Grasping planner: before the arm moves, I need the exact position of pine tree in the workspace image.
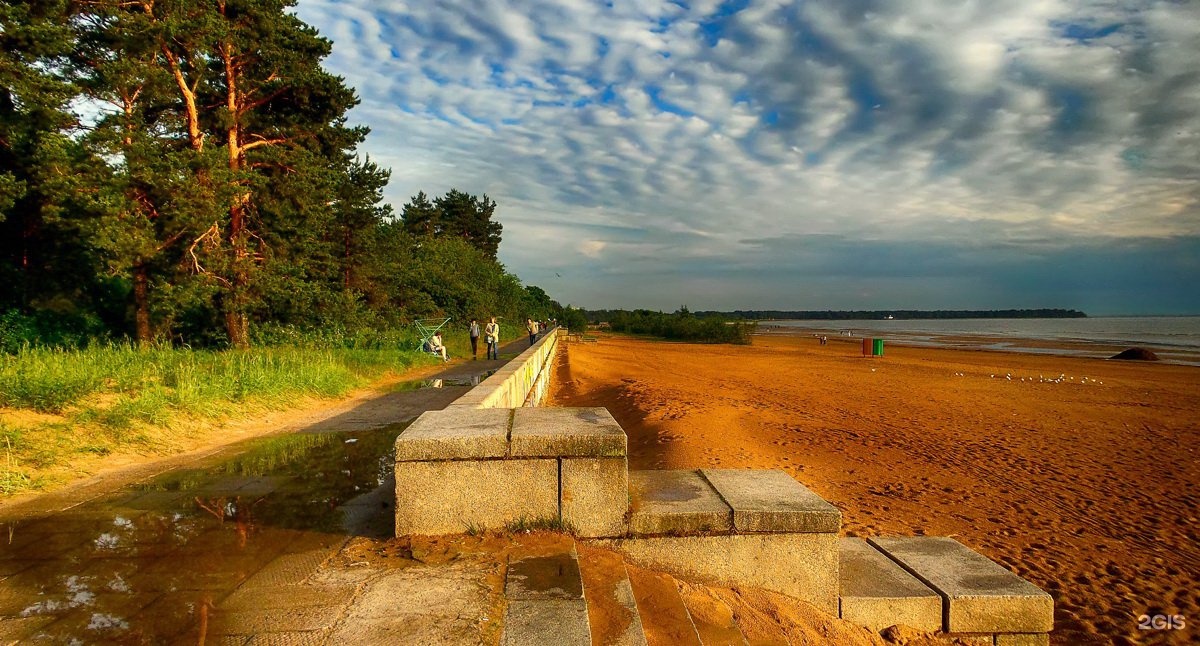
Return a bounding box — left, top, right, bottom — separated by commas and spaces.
401, 191, 438, 237
401, 189, 504, 260
0, 0, 82, 314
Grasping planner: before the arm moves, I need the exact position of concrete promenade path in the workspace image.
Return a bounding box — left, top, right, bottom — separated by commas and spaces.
0, 337, 538, 644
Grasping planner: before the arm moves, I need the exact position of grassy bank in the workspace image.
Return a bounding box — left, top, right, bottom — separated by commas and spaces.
0, 343, 435, 495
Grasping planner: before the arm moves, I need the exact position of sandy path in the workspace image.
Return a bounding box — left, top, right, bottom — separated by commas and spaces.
550, 334, 1199, 646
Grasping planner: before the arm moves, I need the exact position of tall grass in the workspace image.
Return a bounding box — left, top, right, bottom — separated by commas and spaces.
0, 341, 435, 494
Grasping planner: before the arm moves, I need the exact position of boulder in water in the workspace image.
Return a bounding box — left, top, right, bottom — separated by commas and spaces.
1110, 347, 1160, 361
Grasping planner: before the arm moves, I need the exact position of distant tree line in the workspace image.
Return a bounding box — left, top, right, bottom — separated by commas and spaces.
695, 309, 1088, 320
0, 0, 559, 349
604, 308, 754, 344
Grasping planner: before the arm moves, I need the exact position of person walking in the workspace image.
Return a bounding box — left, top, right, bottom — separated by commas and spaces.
469, 319, 480, 359
485, 317, 500, 360
526, 318, 537, 347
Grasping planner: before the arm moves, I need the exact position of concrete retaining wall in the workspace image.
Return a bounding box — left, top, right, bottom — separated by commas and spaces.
449, 327, 559, 409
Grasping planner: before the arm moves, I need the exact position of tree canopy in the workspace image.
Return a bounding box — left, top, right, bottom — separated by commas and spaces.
0, 0, 560, 349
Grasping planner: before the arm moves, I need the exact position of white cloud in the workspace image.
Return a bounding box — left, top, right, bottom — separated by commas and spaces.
293, 0, 1200, 312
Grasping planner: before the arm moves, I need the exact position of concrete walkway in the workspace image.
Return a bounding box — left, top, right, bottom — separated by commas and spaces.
0, 338, 538, 644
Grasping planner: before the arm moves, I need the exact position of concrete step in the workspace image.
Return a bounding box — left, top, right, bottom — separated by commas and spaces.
627, 469, 841, 537
502, 548, 592, 646
838, 537, 942, 632
624, 564, 702, 646
674, 581, 750, 646
601, 469, 841, 614
868, 536, 1053, 644
577, 546, 648, 646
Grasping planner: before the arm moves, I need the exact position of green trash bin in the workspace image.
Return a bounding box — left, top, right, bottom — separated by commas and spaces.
873, 338, 884, 356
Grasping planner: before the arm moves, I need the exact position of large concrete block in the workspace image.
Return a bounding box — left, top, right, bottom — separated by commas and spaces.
838, 538, 941, 633
598, 533, 839, 615
394, 408, 511, 461
502, 599, 590, 646
511, 407, 627, 458
701, 469, 841, 533
561, 458, 628, 537
394, 459, 557, 535
995, 633, 1050, 646
628, 470, 732, 535
868, 536, 1053, 634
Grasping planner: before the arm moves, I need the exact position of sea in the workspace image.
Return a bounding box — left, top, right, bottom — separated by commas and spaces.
757, 316, 1200, 366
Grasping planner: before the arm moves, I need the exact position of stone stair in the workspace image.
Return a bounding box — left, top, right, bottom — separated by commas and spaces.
502, 548, 591, 645
395, 402, 1054, 644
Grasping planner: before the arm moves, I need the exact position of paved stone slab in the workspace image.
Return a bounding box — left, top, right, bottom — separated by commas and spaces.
511, 407, 627, 457
220, 584, 356, 611
838, 538, 942, 632
600, 532, 839, 615
562, 457, 628, 538
395, 459, 558, 535
506, 553, 584, 600
211, 604, 344, 634
331, 562, 493, 644
700, 469, 840, 533
394, 408, 511, 461
868, 536, 1053, 633
628, 470, 732, 535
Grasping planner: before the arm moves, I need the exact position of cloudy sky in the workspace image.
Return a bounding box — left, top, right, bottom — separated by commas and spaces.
294, 0, 1199, 315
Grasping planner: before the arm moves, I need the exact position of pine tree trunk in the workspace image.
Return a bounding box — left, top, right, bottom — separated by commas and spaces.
224, 307, 248, 349
133, 264, 152, 345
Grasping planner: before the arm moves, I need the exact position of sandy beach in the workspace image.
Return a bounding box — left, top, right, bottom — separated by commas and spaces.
549, 333, 1199, 646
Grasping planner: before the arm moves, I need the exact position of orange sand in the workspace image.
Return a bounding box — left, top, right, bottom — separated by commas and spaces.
550, 334, 1200, 646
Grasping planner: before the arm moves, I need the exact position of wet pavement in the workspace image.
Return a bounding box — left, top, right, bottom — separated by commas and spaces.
0, 348, 527, 645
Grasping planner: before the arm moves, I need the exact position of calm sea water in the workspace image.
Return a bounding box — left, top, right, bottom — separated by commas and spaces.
761, 317, 1200, 365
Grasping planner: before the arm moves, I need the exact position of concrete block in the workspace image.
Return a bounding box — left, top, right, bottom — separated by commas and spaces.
502, 599, 590, 646
936, 634, 994, 645
394, 408, 511, 461
562, 458, 629, 538
868, 536, 1053, 634
995, 633, 1049, 646
839, 538, 942, 633
394, 459, 557, 535
598, 533, 839, 615
511, 407, 627, 457
700, 469, 840, 533
628, 470, 732, 535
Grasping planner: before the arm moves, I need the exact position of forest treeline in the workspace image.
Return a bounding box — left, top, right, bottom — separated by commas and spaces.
0, 0, 564, 350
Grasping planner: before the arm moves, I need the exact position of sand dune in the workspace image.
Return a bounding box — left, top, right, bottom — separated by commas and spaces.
550, 334, 1199, 646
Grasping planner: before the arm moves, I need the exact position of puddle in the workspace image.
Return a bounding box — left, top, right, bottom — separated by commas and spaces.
0, 423, 407, 643
392, 370, 496, 392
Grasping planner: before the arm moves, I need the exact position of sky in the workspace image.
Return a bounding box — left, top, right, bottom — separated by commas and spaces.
293, 0, 1200, 315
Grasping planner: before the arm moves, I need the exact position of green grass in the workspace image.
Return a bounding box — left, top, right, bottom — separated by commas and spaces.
504, 516, 576, 535
0, 343, 436, 495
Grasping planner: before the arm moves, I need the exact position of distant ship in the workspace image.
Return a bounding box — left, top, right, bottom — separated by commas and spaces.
884, 315, 894, 320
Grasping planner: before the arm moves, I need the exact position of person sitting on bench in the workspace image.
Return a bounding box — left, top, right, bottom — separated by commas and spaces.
428, 331, 448, 362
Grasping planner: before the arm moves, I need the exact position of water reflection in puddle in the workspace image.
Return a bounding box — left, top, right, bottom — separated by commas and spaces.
392, 370, 496, 392
0, 424, 406, 643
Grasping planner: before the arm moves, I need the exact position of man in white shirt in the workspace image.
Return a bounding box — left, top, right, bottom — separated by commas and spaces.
485, 318, 500, 360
